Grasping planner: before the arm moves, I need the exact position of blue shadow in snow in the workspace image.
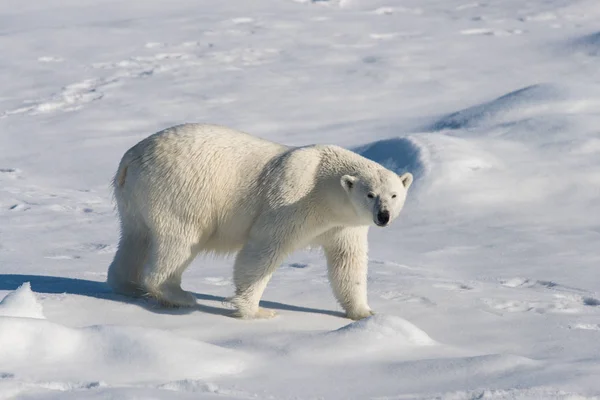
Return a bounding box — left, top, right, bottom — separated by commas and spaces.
354, 137, 425, 181
0, 274, 345, 318
427, 83, 562, 131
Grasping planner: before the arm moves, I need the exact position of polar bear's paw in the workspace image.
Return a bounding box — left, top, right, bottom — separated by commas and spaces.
232, 307, 278, 320
231, 306, 278, 320
148, 286, 197, 308
345, 307, 375, 321
254, 307, 278, 319
109, 280, 145, 298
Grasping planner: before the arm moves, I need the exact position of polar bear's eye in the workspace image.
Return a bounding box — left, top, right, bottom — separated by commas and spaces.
367, 193, 375, 199
392, 194, 397, 199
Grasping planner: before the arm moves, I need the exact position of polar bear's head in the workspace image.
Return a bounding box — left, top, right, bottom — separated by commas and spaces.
341, 170, 413, 227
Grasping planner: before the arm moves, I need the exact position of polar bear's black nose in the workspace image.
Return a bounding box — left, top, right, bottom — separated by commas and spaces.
376, 210, 390, 226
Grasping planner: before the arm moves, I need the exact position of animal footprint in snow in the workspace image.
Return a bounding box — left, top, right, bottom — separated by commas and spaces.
519, 12, 557, 22
288, 263, 309, 269
178, 41, 201, 48
0, 168, 21, 180
456, 3, 480, 10
231, 17, 254, 24
433, 282, 473, 291
38, 56, 64, 63
501, 278, 539, 288
37, 79, 104, 112
8, 204, 30, 211
481, 299, 536, 313
44, 255, 81, 260
501, 277, 588, 295
372, 6, 422, 15
133, 53, 191, 62
144, 42, 165, 49
3, 79, 104, 116
78, 243, 116, 254
379, 291, 435, 305
482, 294, 587, 314
569, 323, 600, 331
204, 277, 231, 286
460, 28, 523, 36
583, 297, 600, 306
370, 33, 398, 40
373, 7, 394, 15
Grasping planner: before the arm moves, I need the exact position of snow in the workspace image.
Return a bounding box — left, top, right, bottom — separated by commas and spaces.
1, 0, 600, 399
0, 283, 44, 319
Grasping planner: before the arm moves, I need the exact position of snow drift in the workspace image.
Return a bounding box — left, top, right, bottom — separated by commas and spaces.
288, 314, 436, 363
0, 285, 247, 385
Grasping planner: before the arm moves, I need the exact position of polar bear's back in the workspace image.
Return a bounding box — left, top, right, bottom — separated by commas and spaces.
125, 123, 286, 188
116, 124, 288, 250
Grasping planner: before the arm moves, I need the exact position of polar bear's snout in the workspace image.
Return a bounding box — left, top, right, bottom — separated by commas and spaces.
373, 195, 392, 227
375, 209, 390, 227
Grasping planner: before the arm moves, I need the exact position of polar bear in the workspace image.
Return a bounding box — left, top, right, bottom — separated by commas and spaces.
107, 124, 413, 320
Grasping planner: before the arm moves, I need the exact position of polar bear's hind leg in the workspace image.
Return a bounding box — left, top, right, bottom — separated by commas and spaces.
107, 215, 150, 297
141, 234, 199, 307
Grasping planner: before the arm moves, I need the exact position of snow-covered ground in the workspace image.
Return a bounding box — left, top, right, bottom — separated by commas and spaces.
1, 0, 600, 398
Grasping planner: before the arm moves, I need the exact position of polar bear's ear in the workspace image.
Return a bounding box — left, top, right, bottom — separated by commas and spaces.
341, 175, 357, 191
400, 172, 413, 189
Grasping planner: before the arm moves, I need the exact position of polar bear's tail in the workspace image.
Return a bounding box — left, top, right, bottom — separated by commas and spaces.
114, 150, 134, 190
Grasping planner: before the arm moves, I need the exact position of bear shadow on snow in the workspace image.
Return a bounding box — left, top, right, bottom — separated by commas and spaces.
0, 274, 345, 318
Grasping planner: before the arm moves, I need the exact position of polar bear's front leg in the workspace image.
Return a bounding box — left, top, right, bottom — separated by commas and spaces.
231, 237, 287, 319
321, 226, 373, 320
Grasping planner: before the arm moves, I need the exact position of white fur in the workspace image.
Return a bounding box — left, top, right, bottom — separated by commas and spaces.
107, 124, 413, 320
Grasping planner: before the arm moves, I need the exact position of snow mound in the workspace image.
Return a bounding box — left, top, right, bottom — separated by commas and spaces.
332, 314, 435, 345
289, 314, 436, 363
414, 133, 498, 185
0, 319, 247, 384
398, 386, 588, 400
429, 84, 564, 131
381, 353, 541, 394
0, 290, 246, 385
569, 31, 600, 57
0, 282, 45, 319
354, 136, 429, 182
417, 82, 600, 216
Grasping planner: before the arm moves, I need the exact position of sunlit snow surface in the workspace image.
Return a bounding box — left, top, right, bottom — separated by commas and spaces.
1, 0, 600, 399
